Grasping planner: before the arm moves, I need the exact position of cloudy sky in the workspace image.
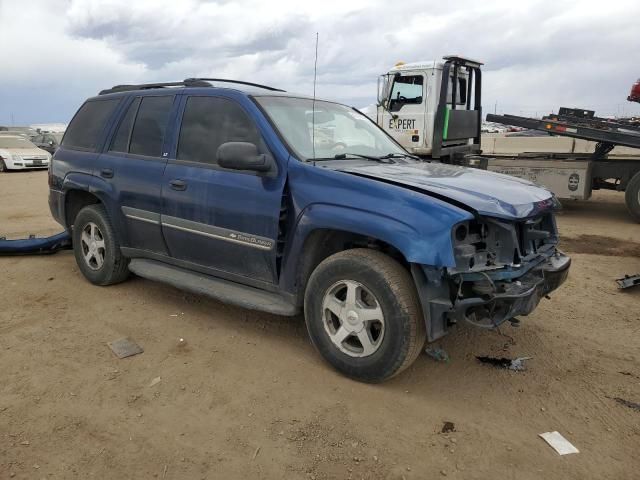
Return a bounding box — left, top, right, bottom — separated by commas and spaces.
1, 0, 639, 125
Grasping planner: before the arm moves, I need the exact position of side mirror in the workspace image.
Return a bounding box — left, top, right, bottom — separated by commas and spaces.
48, 140, 54, 146
217, 142, 274, 173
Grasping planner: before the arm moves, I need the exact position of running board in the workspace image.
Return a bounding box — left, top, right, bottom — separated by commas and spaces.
128, 259, 299, 316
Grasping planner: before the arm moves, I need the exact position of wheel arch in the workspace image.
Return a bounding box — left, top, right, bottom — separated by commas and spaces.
282, 203, 450, 305
291, 228, 410, 306
61, 173, 120, 231
64, 189, 102, 229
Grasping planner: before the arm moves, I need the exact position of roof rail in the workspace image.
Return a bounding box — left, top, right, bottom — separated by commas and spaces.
98, 80, 210, 95
184, 78, 285, 92
99, 78, 284, 95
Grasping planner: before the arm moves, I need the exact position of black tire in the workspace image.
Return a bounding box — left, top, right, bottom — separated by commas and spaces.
72, 204, 130, 285
0, 157, 7, 172
304, 249, 426, 383
625, 171, 640, 222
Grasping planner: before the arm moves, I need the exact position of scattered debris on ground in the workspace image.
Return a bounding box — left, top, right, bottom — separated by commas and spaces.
539, 431, 579, 455
615, 274, 640, 289
252, 446, 261, 459
107, 337, 144, 359
612, 397, 640, 412
441, 421, 456, 434
2, 176, 639, 479
148, 376, 161, 388
476, 356, 532, 371
425, 347, 450, 363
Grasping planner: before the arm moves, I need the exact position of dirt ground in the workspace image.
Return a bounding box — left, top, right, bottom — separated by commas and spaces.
1, 171, 639, 479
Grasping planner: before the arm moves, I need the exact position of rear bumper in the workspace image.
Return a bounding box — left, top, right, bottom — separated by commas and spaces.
48, 188, 65, 227
450, 251, 570, 326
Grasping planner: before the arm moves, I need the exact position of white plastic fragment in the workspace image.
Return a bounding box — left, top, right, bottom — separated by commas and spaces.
539, 431, 579, 455
148, 376, 161, 388
509, 356, 532, 371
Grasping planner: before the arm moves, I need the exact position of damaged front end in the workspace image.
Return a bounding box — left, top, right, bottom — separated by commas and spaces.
412, 211, 570, 341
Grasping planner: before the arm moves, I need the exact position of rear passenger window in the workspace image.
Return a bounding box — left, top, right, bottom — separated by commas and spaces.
177, 97, 261, 165
129, 96, 174, 157
110, 98, 141, 153
62, 99, 120, 151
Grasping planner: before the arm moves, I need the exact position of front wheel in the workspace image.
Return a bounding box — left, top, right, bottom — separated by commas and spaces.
625, 170, 640, 222
304, 249, 426, 383
72, 204, 130, 285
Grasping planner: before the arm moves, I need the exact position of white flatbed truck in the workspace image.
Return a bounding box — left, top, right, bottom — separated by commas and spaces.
374, 59, 640, 221
485, 110, 640, 221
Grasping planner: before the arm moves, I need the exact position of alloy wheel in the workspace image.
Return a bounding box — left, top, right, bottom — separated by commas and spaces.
321, 280, 385, 357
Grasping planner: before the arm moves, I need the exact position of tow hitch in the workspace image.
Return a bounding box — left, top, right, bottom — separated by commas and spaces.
0, 231, 72, 256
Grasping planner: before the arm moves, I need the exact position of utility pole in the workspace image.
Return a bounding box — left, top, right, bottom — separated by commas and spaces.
10, 112, 15, 126
494, 101, 497, 114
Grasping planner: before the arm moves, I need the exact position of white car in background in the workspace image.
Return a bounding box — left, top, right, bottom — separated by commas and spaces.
0, 134, 51, 172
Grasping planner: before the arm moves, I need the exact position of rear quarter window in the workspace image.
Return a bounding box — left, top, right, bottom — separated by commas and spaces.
62, 99, 120, 151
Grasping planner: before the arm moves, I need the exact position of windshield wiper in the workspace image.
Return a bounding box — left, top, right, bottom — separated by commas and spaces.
313, 153, 396, 163
378, 152, 421, 161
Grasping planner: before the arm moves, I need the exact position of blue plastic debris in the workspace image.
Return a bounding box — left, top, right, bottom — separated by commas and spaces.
0, 231, 72, 256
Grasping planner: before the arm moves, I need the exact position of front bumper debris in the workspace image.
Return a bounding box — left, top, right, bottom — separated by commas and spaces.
411, 249, 571, 341
450, 251, 570, 327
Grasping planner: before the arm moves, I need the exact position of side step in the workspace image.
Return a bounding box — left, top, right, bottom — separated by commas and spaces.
128, 259, 299, 316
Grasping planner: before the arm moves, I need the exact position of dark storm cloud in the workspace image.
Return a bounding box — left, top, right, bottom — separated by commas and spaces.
66, 2, 312, 69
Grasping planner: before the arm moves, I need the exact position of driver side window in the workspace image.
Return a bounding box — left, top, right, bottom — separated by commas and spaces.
177, 96, 263, 166
389, 75, 423, 111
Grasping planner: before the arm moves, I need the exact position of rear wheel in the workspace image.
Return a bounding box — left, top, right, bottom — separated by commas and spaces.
625, 171, 640, 222
304, 249, 426, 383
0, 157, 7, 172
72, 204, 130, 285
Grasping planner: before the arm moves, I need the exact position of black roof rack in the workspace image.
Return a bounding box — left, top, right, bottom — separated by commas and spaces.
99, 78, 284, 96
184, 78, 285, 92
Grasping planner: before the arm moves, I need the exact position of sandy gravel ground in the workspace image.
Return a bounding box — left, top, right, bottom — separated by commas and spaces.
1, 171, 639, 479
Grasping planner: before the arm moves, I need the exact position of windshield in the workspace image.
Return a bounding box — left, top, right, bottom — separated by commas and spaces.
0, 136, 36, 148
255, 96, 407, 160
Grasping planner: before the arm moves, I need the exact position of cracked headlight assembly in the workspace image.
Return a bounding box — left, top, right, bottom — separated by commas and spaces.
450, 219, 518, 273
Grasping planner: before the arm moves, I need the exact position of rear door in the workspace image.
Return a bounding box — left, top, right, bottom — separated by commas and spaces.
160, 94, 286, 285
95, 94, 177, 255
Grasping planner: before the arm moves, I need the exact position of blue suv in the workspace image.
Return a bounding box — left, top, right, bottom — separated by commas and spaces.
49, 79, 570, 382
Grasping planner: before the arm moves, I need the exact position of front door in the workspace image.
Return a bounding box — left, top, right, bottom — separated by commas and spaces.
161, 95, 286, 285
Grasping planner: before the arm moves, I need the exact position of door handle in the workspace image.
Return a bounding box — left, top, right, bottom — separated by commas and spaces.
169, 179, 187, 191
100, 168, 114, 178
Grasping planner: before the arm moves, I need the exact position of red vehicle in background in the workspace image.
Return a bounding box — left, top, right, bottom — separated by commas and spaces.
629, 79, 640, 103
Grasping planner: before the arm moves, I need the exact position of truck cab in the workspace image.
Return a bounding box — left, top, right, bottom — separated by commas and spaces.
376, 55, 483, 161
